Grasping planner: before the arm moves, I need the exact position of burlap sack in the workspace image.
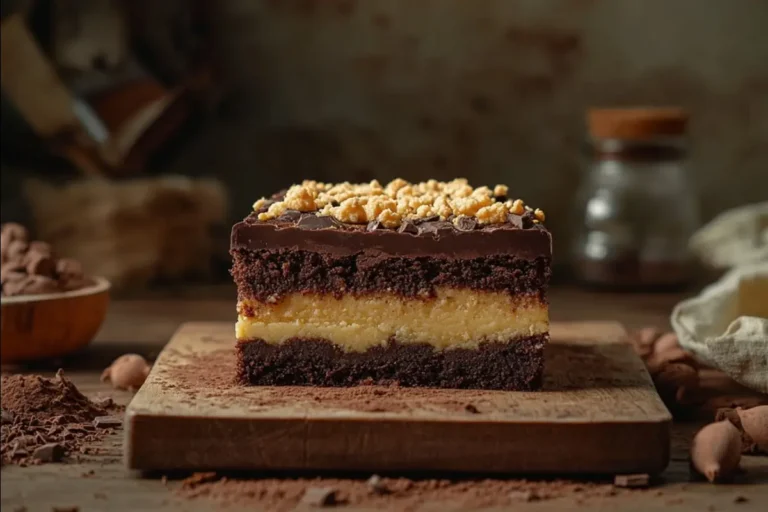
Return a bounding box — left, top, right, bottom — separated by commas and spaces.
671, 202, 768, 393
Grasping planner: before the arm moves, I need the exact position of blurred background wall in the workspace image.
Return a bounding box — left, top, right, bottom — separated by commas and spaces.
173, 0, 768, 244
2, 0, 767, 280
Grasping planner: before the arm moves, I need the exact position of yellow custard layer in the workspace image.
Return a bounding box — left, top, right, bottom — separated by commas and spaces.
236, 288, 548, 352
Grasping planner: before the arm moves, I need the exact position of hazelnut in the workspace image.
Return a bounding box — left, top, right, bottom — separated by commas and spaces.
690, 420, 742, 483
101, 354, 151, 391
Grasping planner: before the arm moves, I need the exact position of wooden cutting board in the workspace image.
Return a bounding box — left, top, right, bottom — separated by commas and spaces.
125, 322, 671, 475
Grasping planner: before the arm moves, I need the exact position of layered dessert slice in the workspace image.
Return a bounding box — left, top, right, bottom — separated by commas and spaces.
231, 179, 552, 390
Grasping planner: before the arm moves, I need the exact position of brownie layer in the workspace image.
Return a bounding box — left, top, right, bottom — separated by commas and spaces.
237, 289, 548, 350
232, 248, 551, 302
236, 335, 547, 390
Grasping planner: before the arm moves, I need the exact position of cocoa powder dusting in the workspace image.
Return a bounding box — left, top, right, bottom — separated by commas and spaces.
1, 371, 123, 466
164, 348, 497, 414
177, 473, 630, 511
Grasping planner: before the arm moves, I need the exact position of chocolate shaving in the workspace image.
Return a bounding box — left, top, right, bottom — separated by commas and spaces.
276, 210, 303, 222
1, 372, 123, 466
418, 220, 454, 236
507, 214, 524, 229
32, 443, 65, 463
397, 220, 419, 234
296, 215, 340, 230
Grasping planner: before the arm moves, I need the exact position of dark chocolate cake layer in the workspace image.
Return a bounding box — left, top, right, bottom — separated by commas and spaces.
232, 248, 551, 302
236, 335, 547, 391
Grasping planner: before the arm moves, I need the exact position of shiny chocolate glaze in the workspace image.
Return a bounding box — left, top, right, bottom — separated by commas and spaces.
231, 209, 552, 260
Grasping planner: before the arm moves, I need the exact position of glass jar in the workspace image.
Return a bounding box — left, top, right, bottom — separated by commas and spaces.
571, 108, 701, 290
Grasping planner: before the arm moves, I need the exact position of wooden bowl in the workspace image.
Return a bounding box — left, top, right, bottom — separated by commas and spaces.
1, 277, 110, 364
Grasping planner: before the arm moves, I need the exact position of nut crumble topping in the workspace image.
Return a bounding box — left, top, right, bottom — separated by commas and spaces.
254, 179, 544, 227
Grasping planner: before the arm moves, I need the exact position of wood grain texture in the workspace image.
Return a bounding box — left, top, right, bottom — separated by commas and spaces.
125, 321, 671, 475
0, 277, 110, 363
3, 292, 767, 512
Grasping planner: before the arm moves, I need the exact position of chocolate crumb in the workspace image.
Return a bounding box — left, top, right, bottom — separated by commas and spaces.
1, 409, 14, 424
613, 474, 650, 488
1, 372, 123, 466
464, 404, 480, 414
91, 397, 114, 408
32, 443, 65, 463
300, 487, 338, 507
508, 490, 539, 502
93, 416, 123, 429
51, 507, 79, 512
366, 474, 388, 494
182, 472, 220, 488
734, 495, 749, 503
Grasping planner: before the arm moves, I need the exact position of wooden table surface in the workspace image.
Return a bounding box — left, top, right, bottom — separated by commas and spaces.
2, 285, 767, 511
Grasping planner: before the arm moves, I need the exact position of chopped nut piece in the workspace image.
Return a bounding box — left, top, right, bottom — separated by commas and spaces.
250, 179, 544, 227
476, 203, 508, 224
509, 199, 525, 215
534, 208, 546, 222
377, 209, 401, 228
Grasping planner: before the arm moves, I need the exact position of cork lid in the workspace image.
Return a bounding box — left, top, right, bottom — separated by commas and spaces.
588, 108, 689, 141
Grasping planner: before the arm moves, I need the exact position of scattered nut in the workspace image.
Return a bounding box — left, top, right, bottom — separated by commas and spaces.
736, 406, 768, 453
645, 332, 697, 373
628, 327, 662, 358
101, 354, 151, 391
690, 420, 742, 483
654, 362, 699, 405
